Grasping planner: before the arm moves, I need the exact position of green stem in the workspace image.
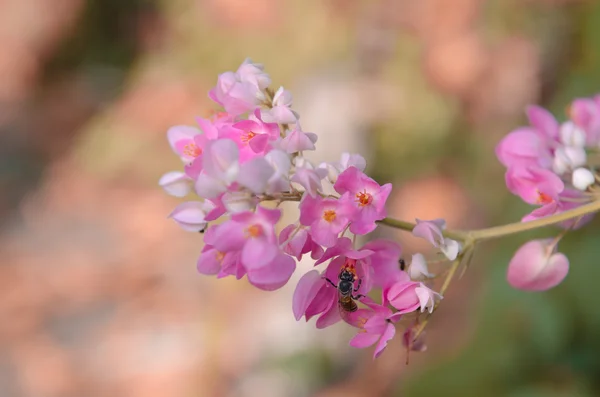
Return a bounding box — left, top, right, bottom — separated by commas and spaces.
376, 218, 468, 241
380, 199, 600, 243
467, 199, 600, 241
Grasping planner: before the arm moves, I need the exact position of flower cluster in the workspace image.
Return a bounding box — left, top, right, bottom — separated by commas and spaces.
159, 59, 451, 358
496, 96, 600, 290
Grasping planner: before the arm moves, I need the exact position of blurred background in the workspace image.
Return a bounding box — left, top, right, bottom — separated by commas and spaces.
1, 0, 600, 396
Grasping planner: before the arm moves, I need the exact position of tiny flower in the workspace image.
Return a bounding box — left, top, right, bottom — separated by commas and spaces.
280, 126, 318, 153
291, 157, 327, 197
415, 283, 442, 313
569, 97, 600, 145
236, 58, 271, 91
334, 166, 392, 235
507, 239, 569, 291
412, 219, 461, 260
299, 194, 350, 247
279, 225, 323, 261
572, 168, 595, 191
195, 139, 241, 198
212, 206, 281, 268
348, 304, 402, 359
209, 72, 261, 116
504, 166, 564, 205
319, 153, 367, 184
168, 201, 210, 232
159, 171, 192, 197
552, 146, 586, 175
261, 86, 299, 124
264, 149, 292, 193
559, 121, 586, 148
408, 253, 433, 281
231, 109, 280, 155
386, 281, 420, 313
167, 125, 206, 163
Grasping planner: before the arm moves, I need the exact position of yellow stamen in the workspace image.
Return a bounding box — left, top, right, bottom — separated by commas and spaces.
355, 190, 373, 207
183, 142, 202, 158
323, 210, 337, 223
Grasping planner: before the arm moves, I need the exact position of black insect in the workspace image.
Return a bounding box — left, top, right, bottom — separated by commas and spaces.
399, 258, 406, 271
325, 267, 364, 313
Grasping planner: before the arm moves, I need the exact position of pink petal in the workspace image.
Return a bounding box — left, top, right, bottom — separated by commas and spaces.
197, 248, 222, 275
236, 157, 274, 194
316, 300, 342, 329
527, 105, 559, 140
292, 270, 325, 320
248, 133, 270, 153
373, 323, 396, 359
507, 239, 569, 291
159, 171, 191, 197
247, 253, 296, 291
242, 239, 278, 269
349, 332, 380, 349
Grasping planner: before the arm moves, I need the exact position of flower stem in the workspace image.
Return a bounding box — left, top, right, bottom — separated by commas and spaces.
376, 218, 468, 241
380, 199, 600, 243
467, 199, 600, 241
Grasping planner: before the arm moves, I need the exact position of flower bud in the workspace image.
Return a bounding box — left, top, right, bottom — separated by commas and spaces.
572, 167, 595, 191
507, 239, 569, 291
559, 121, 586, 148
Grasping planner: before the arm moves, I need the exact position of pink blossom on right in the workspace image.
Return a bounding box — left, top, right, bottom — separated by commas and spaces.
507, 239, 569, 291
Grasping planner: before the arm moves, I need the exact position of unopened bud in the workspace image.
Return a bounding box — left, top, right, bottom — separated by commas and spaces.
559, 121, 586, 148
572, 168, 595, 191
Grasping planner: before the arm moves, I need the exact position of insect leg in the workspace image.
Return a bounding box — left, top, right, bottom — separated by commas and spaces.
353, 279, 362, 292
323, 277, 337, 288
352, 293, 365, 300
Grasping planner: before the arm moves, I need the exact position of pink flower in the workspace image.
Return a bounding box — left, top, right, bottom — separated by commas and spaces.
570, 97, 600, 145
507, 239, 569, 291
231, 109, 280, 155
212, 206, 281, 267
334, 166, 392, 235
292, 270, 340, 328
236, 58, 271, 90
522, 190, 594, 229
299, 194, 350, 247
386, 280, 441, 314
159, 171, 192, 197
504, 166, 564, 205
319, 153, 367, 184
280, 126, 318, 153
495, 128, 553, 169
412, 219, 461, 260
167, 125, 208, 163
279, 225, 323, 261
195, 139, 275, 198
264, 150, 292, 194
168, 201, 213, 232
359, 239, 404, 289
348, 303, 402, 359
291, 158, 327, 197
261, 86, 298, 124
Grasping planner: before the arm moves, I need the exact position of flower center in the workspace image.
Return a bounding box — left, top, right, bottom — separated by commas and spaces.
357, 316, 368, 332
246, 224, 263, 238
182, 142, 202, 158
215, 251, 225, 262
355, 190, 373, 207
241, 131, 257, 144
536, 190, 553, 204
322, 209, 337, 223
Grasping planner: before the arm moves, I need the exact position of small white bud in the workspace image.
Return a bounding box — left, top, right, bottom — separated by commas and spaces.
572, 168, 595, 191
560, 121, 586, 148
408, 253, 434, 281
552, 146, 587, 174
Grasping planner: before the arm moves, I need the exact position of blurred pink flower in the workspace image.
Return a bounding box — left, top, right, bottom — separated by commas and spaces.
507, 239, 569, 291
278, 225, 323, 261
168, 201, 212, 232
505, 166, 564, 205
261, 86, 298, 124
